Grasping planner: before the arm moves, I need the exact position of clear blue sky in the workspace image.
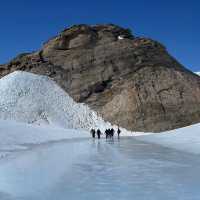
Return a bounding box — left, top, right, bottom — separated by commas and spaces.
0, 0, 199, 71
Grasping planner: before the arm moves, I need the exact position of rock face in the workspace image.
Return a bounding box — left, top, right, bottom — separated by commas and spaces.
1, 24, 200, 132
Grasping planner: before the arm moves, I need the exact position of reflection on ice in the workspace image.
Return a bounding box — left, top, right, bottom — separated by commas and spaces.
0, 138, 200, 200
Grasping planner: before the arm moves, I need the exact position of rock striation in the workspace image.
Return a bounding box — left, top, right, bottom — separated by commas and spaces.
1, 24, 200, 132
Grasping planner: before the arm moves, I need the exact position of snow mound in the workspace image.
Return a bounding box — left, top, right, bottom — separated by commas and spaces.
137, 123, 200, 154
0, 71, 110, 130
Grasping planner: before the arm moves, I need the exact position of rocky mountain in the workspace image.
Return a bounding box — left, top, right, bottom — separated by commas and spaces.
1, 24, 200, 132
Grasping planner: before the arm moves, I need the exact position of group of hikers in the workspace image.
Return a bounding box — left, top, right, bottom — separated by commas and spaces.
90, 127, 121, 139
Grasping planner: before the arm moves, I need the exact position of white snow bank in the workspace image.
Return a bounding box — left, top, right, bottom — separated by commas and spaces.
0, 119, 90, 158
137, 123, 200, 154
0, 71, 110, 131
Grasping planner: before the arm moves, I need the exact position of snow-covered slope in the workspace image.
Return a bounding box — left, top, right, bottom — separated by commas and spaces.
137, 123, 200, 154
0, 71, 110, 130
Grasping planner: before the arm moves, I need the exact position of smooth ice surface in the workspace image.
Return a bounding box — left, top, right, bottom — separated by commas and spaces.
0, 119, 90, 159
0, 138, 200, 200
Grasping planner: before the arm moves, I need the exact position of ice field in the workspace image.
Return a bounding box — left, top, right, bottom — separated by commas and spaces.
0, 136, 200, 200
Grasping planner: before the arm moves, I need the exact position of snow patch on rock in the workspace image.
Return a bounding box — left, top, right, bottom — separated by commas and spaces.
195, 71, 200, 76
118, 35, 124, 40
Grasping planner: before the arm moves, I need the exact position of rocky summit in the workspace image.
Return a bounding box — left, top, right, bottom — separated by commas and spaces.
1, 24, 200, 132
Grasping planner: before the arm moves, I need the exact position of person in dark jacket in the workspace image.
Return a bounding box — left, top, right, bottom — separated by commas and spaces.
97, 129, 102, 139
105, 129, 108, 139
110, 128, 115, 139
117, 127, 121, 139
90, 129, 96, 138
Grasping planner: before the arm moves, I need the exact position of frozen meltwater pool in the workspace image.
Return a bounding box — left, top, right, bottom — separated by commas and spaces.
0, 137, 200, 200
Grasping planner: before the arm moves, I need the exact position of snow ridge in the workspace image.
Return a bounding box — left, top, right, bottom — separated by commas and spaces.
0, 71, 110, 130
